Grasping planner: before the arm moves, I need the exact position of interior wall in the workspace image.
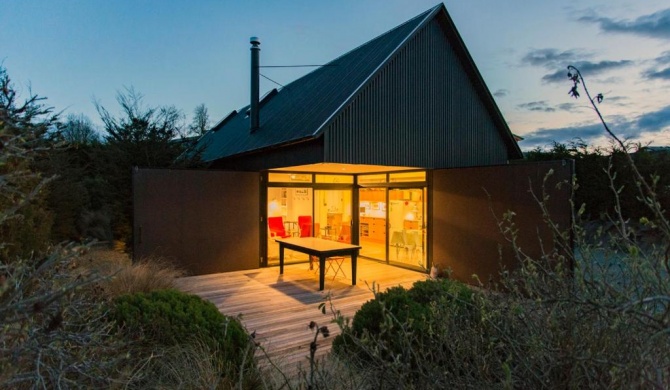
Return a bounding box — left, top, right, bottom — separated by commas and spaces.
431, 160, 573, 284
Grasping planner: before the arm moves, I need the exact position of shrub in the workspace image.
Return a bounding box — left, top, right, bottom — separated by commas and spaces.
333, 278, 476, 365
407, 277, 474, 306
111, 289, 253, 373
78, 209, 114, 243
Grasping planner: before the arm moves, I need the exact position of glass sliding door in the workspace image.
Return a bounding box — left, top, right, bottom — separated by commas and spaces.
388, 188, 427, 269
358, 188, 387, 260
266, 186, 313, 265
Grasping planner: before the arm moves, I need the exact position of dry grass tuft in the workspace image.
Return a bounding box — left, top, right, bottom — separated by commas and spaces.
78, 247, 132, 275
124, 341, 226, 389
73, 249, 185, 298
103, 255, 185, 298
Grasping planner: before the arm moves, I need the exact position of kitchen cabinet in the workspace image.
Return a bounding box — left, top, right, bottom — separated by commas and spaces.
361, 190, 386, 202
404, 220, 419, 230
360, 216, 386, 242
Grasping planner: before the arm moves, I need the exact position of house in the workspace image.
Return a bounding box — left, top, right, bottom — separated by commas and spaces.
133, 4, 572, 283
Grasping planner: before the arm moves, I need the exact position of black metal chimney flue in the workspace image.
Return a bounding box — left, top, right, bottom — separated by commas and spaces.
250, 36, 260, 132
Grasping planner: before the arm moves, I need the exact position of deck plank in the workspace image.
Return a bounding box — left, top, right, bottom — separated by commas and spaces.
176, 259, 426, 373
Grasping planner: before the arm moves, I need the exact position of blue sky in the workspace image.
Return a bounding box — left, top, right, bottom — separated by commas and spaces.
2, 0, 669, 150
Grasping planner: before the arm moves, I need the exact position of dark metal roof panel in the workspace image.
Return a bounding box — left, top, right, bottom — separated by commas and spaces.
195, 7, 435, 163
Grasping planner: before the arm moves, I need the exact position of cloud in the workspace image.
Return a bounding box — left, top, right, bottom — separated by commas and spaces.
520, 123, 606, 148
600, 96, 629, 107
637, 105, 670, 130
643, 67, 670, 80
557, 103, 577, 111
605, 96, 627, 102
642, 51, 670, 80
493, 89, 508, 98
521, 49, 633, 83
541, 60, 633, 83
655, 51, 670, 64
520, 105, 670, 149
578, 8, 670, 39
521, 49, 581, 67
517, 101, 556, 112
517, 101, 584, 113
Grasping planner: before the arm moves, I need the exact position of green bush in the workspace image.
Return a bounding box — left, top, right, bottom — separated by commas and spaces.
408, 277, 474, 306
333, 278, 475, 362
111, 289, 253, 370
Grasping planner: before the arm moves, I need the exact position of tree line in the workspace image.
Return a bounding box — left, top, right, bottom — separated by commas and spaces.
1, 67, 209, 258
525, 140, 670, 224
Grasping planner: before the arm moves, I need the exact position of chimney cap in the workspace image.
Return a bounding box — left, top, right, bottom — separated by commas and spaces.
250, 36, 260, 45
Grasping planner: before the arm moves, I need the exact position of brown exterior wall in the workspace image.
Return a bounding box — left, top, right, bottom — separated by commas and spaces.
133, 168, 260, 275
431, 160, 573, 284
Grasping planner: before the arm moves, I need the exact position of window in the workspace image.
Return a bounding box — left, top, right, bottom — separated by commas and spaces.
358, 174, 387, 185
268, 172, 313, 183
389, 171, 426, 183
315, 174, 354, 184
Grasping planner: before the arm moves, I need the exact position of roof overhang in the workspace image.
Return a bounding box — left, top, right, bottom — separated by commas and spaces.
272, 163, 421, 174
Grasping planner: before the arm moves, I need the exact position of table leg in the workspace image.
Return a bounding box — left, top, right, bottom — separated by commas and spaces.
279, 244, 285, 275
351, 252, 357, 286
319, 255, 326, 291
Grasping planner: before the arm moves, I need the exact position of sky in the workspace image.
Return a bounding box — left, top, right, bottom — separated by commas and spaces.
2, 0, 669, 150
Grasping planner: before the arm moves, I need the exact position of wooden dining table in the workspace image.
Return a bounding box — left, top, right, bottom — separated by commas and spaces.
274, 237, 361, 290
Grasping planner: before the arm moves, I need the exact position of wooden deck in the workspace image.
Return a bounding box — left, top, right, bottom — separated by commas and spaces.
176, 258, 427, 371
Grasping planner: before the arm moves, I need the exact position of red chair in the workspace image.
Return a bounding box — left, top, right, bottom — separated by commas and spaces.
268, 216, 290, 238
298, 215, 313, 237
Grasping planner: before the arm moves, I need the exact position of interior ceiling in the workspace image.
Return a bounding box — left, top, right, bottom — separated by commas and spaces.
272, 163, 419, 174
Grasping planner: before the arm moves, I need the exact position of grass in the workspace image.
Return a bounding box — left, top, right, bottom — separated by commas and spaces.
75, 249, 185, 298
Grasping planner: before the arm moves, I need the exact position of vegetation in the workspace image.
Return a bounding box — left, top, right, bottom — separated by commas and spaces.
3, 82, 200, 249
332, 279, 473, 362
190, 102, 211, 137
100, 255, 185, 297
0, 66, 122, 387
329, 279, 478, 387
95, 88, 194, 245
0, 68, 55, 259
112, 289, 255, 380
0, 67, 257, 389
525, 140, 670, 222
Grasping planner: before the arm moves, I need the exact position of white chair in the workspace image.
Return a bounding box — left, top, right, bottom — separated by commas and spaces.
405, 230, 421, 262
390, 230, 405, 260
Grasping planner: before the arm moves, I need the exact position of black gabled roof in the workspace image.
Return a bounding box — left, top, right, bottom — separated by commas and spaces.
196, 6, 436, 163
195, 4, 522, 163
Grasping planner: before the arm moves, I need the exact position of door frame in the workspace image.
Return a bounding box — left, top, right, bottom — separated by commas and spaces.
356, 171, 430, 270
262, 173, 355, 267
386, 186, 428, 270
262, 169, 429, 270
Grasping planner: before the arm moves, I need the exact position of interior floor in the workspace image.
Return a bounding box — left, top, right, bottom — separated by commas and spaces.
360, 238, 426, 269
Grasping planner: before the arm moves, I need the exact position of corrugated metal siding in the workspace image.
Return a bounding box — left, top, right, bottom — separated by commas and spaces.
324, 16, 509, 169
